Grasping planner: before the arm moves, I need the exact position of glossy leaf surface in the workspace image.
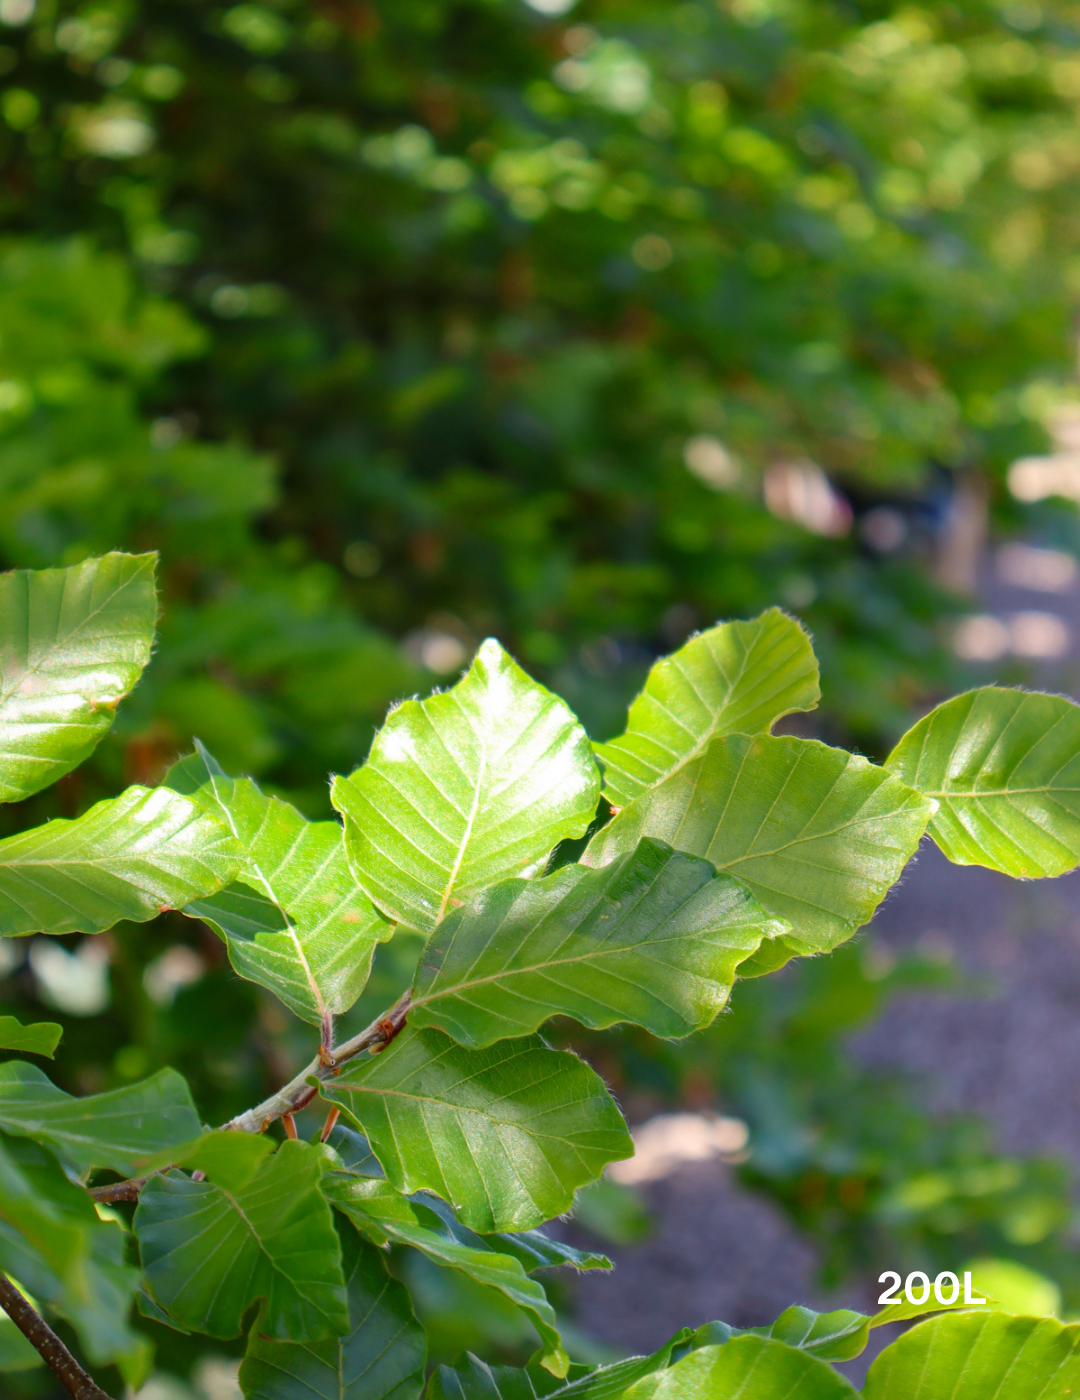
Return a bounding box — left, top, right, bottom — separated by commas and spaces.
0, 784, 242, 936
172, 744, 393, 1023
239, 1222, 425, 1400
585, 735, 931, 959
0, 552, 157, 803
0, 1015, 61, 1058
624, 1336, 857, 1399
410, 838, 786, 1046
332, 640, 600, 932
595, 609, 820, 808
321, 1027, 633, 1232
135, 1140, 349, 1342
887, 687, 1080, 877
325, 1174, 574, 1376
863, 1310, 1080, 1399
0, 1061, 201, 1174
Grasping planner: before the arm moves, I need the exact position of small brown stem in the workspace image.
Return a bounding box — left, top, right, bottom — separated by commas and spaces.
320, 1106, 340, 1143
222, 991, 411, 1136
0, 1274, 112, 1400
89, 1175, 149, 1204
282, 1113, 298, 1140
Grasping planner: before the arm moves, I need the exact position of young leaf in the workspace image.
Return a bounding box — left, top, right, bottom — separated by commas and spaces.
595, 609, 820, 808
0, 1015, 61, 1058
324, 1174, 574, 1377
320, 1027, 633, 1233
0, 784, 243, 936
136, 1129, 276, 1191
862, 1310, 1080, 1399
0, 1061, 202, 1175
584, 735, 931, 960
331, 640, 600, 933
623, 1336, 857, 1399
239, 1221, 426, 1400
886, 687, 1080, 878
169, 744, 394, 1024
409, 838, 787, 1046
0, 552, 157, 803
134, 1139, 349, 1342
0, 1132, 146, 1369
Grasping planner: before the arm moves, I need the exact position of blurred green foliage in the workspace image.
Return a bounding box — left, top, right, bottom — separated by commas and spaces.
6, 0, 1080, 749
2, 0, 1080, 1388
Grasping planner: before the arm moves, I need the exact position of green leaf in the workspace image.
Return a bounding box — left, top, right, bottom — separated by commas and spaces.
0, 1061, 201, 1175
331, 640, 600, 933
136, 1129, 277, 1191
585, 735, 931, 960
863, 1310, 1080, 1399
320, 1027, 633, 1233
690, 1294, 993, 1366
426, 1326, 697, 1400
239, 1221, 426, 1400
0, 552, 158, 804
325, 1174, 576, 1376
409, 838, 787, 1047
0, 784, 243, 936
170, 743, 394, 1024
886, 687, 1080, 878
0, 1132, 146, 1370
595, 610, 820, 808
0, 1016, 61, 1058
623, 1337, 857, 1399
134, 1139, 349, 1342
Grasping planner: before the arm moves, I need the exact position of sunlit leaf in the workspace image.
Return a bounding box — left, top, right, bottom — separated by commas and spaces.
585, 734, 931, 962
170, 743, 393, 1024
595, 609, 820, 808
886, 687, 1080, 877
239, 1221, 426, 1400
134, 1139, 349, 1342
0, 1016, 61, 1058
331, 640, 600, 933
0, 784, 243, 936
0, 1061, 201, 1175
862, 1310, 1080, 1399
623, 1336, 857, 1399
410, 838, 786, 1046
320, 1027, 633, 1233
0, 552, 157, 803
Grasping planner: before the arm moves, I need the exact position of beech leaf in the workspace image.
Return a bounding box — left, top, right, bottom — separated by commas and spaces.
886, 686, 1080, 878
331, 640, 600, 933
239, 1221, 426, 1400
585, 734, 931, 962
0, 1061, 201, 1175
0, 552, 157, 803
595, 609, 820, 808
409, 838, 787, 1046
134, 1139, 349, 1342
0, 784, 243, 936
320, 1027, 633, 1233
171, 743, 393, 1024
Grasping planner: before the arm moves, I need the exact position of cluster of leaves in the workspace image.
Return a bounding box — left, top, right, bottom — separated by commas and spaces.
7, 0, 1080, 744
2, 552, 1080, 1398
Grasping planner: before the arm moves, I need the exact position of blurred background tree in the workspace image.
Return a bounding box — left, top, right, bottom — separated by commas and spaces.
4, 0, 1080, 1392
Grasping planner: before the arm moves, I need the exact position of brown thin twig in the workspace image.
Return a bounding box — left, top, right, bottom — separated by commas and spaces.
82, 991, 412, 1204
0, 1274, 112, 1400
